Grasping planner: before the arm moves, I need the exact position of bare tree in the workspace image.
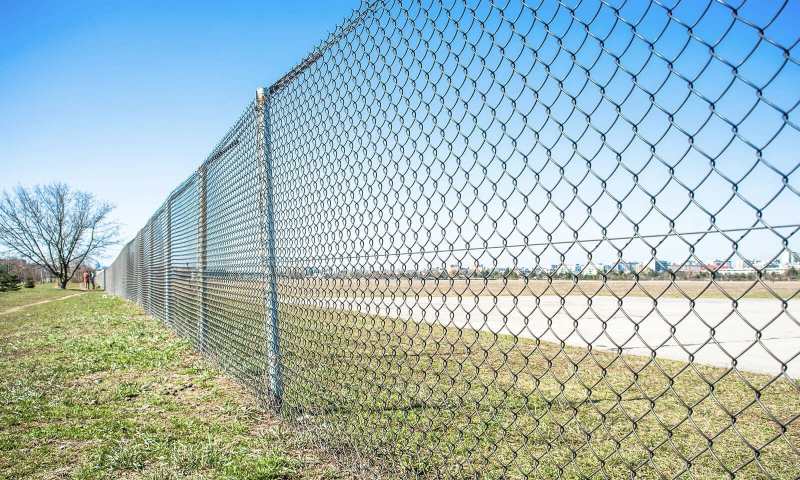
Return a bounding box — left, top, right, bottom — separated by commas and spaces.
0, 183, 119, 289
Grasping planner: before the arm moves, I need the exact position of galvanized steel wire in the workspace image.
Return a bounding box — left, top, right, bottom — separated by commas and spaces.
103, 0, 800, 477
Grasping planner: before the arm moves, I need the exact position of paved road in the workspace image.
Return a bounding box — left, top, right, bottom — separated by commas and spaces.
314, 295, 799, 377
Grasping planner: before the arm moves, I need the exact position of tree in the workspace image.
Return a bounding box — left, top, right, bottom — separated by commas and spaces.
0, 258, 47, 285
0, 183, 118, 289
0, 264, 20, 292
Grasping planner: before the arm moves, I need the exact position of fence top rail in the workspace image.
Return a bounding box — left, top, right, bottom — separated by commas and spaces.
267, 1, 379, 96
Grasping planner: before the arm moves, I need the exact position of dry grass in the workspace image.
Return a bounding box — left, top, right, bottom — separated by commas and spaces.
286, 278, 800, 300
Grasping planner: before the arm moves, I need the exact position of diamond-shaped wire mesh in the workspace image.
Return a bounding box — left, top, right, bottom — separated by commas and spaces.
103, 0, 799, 477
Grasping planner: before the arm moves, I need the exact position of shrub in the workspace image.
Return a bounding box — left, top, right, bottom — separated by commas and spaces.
0, 265, 20, 292
23, 279, 35, 288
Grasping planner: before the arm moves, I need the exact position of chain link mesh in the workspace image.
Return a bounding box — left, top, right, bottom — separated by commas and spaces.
103, 0, 799, 477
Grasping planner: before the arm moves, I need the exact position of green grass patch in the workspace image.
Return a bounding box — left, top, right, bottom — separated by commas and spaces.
0, 291, 340, 479
268, 304, 800, 479
167, 293, 799, 478
4, 285, 796, 479
0, 283, 81, 311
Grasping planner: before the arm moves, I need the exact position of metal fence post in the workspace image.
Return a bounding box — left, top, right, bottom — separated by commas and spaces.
165, 197, 172, 326
257, 87, 283, 406
148, 220, 154, 315
198, 166, 208, 351
136, 235, 143, 304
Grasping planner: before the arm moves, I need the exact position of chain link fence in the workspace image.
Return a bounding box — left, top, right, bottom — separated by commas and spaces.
102, 0, 800, 477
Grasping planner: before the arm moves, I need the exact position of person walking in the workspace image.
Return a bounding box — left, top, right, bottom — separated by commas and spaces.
82, 270, 90, 290
89, 270, 96, 290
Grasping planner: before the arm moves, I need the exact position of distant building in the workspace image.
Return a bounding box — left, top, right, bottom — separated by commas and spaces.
654, 260, 670, 273
603, 263, 626, 274
711, 259, 733, 271
521, 250, 799, 279
767, 258, 781, 269
624, 261, 640, 273
719, 258, 761, 275
582, 264, 599, 276
681, 259, 704, 274
551, 264, 573, 276
783, 249, 800, 267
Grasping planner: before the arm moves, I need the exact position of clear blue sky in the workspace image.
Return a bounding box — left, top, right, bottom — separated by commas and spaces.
1, 0, 797, 270
0, 0, 359, 262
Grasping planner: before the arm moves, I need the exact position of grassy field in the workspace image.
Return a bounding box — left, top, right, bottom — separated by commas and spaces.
270, 304, 800, 479
2, 286, 798, 479
180, 285, 800, 478
292, 278, 800, 300
0, 291, 341, 479
0, 283, 83, 311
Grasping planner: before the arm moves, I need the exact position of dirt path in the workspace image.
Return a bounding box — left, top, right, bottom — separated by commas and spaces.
0, 292, 87, 316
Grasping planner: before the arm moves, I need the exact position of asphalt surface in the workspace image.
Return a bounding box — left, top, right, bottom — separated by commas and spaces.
321, 294, 799, 377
